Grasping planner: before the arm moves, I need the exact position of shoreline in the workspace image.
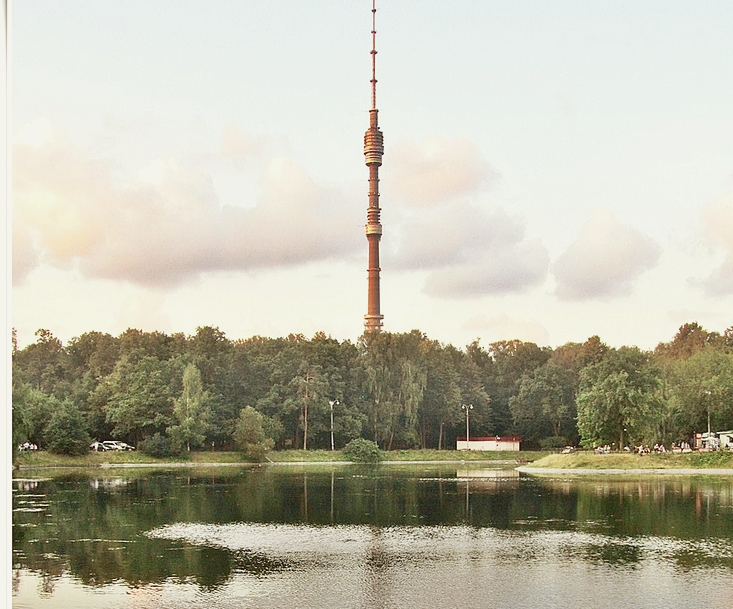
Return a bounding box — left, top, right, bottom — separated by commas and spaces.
13, 460, 733, 475
15, 459, 520, 471
517, 466, 733, 476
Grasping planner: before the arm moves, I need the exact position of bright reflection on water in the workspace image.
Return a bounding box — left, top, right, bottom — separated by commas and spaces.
12, 465, 733, 609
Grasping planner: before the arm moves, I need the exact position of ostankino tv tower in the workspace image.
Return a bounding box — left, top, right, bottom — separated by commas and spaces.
363, 0, 385, 333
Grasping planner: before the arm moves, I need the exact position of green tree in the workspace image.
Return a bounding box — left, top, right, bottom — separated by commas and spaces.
13, 329, 71, 397
98, 352, 183, 443
576, 347, 663, 449
418, 341, 462, 449
64, 331, 121, 441
117, 328, 182, 361
655, 322, 722, 360
359, 330, 428, 450
12, 379, 34, 454
167, 363, 211, 453
459, 341, 494, 441
483, 339, 551, 435
668, 347, 733, 441
233, 406, 274, 461
44, 398, 92, 455
66, 331, 120, 379
292, 365, 323, 451
510, 357, 576, 446
12, 373, 58, 449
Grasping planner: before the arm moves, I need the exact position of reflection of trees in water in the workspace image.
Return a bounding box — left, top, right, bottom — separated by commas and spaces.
12, 469, 733, 595
568, 477, 733, 540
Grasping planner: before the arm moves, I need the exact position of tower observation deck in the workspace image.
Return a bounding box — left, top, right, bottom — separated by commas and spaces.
364, 0, 384, 332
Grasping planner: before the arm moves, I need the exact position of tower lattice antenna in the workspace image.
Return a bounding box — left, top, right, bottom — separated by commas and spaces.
363, 0, 384, 332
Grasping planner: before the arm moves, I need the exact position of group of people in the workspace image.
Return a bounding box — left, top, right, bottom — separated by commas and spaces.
18, 442, 38, 451
634, 444, 667, 455
595, 443, 675, 454
671, 442, 694, 453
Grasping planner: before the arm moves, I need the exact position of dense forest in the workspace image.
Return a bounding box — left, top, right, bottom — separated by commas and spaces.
11, 322, 733, 457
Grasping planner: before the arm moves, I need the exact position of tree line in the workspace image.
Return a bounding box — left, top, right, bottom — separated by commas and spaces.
11, 322, 733, 457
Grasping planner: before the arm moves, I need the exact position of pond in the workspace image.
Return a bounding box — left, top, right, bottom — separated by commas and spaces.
12, 463, 733, 608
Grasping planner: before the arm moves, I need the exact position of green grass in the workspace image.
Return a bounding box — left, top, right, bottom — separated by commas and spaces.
528, 450, 733, 470
188, 451, 253, 463
14, 450, 163, 468
263, 450, 346, 463
15, 448, 550, 468
381, 449, 548, 463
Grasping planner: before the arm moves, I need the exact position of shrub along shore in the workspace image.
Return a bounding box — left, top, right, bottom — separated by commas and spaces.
12, 448, 733, 471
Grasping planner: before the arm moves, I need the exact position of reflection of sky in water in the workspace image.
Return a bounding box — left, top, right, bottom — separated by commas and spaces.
134, 523, 733, 609
146, 521, 733, 567
12, 471, 733, 609
18, 523, 732, 609
13, 478, 733, 609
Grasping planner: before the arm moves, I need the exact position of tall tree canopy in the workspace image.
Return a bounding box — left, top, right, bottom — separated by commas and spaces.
11, 322, 732, 454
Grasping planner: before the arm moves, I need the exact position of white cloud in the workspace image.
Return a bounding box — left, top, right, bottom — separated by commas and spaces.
13, 120, 361, 288
389, 202, 549, 298
221, 122, 266, 166
16, 117, 55, 148
552, 208, 661, 301
12, 223, 39, 284
696, 197, 733, 296
423, 241, 548, 298
115, 290, 173, 335
388, 137, 499, 207
462, 313, 550, 346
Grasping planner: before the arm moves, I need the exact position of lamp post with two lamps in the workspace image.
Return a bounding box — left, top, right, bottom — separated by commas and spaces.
462, 404, 473, 447
329, 400, 339, 451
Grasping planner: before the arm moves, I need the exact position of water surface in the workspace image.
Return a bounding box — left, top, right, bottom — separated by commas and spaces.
12, 464, 733, 608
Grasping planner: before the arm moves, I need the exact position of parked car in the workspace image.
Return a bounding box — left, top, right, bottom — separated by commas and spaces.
101, 440, 136, 451
90, 441, 108, 452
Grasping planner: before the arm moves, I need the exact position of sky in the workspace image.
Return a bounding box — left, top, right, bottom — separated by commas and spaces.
9, 0, 733, 351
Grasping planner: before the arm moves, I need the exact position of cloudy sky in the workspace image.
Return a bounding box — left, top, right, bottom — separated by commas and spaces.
10, 0, 733, 350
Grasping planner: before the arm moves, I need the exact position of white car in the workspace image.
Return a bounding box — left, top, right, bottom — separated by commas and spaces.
102, 440, 136, 451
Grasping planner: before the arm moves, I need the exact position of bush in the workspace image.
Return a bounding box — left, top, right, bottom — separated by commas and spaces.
234, 406, 275, 462
44, 399, 92, 456
342, 438, 384, 463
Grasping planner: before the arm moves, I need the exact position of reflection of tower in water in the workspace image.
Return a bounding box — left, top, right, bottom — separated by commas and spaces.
365, 527, 392, 606
364, 0, 385, 332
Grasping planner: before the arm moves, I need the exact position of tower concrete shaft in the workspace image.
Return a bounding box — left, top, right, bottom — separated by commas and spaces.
364, 1, 384, 332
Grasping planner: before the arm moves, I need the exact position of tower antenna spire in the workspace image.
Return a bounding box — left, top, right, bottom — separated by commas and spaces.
363, 0, 384, 332
370, 0, 378, 111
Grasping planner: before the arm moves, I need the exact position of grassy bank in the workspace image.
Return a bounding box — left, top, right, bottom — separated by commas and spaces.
379, 449, 548, 463
528, 450, 733, 470
16, 449, 733, 471
14, 448, 550, 469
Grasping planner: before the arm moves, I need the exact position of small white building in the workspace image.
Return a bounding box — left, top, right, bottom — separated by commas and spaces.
695, 431, 733, 450
456, 436, 521, 451
717, 431, 733, 449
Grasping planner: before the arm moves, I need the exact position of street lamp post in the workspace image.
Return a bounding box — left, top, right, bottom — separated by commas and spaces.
462, 404, 473, 448
329, 400, 339, 451
705, 390, 712, 449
